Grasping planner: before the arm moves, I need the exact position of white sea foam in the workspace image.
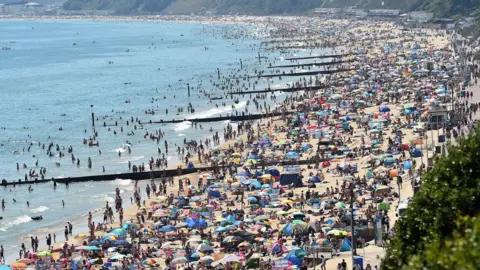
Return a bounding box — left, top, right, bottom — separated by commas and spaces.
177, 133, 186, 137
174, 121, 192, 131
186, 101, 247, 120
112, 179, 132, 186
117, 156, 144, 164
104, 196, 115, 204
0, 215, 32, 231
30, 206, 49, 213
112, 147, 126, 153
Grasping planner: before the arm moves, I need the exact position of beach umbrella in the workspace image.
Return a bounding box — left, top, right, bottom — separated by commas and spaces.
248, 197, 258, 203
111, 228, 126, 236
403, 160, 412, 170
142, 259, 157, 265
286, 152, 299, 157
196, 243, 214, 253
15, 259, 31, 265
335, 202, 347, 209
11, 263, 27, 269
199, 256, 215, 266
212, 254, 243, 267
176, 222, 188, 228
113, 239, 130, 246
327, 229, 347, 236
37, 250, 51, 257
85, 246, 101, 251
110, 254, 125, 260
88, 240, 101, 246
159, 225, 177, 232
288, 249, 309, 258
187, 237, 202, 243
172, 257, 189, 264
238, 241, 252, 248
236, 171, 250, 177
377, 202, 391, 211
254, 215, 270, 221
215, 227, 229, 233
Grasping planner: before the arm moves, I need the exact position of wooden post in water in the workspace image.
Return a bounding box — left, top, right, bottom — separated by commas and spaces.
187, 83, 190, 97
217, 68, 220, 79
90, 105, 95, 128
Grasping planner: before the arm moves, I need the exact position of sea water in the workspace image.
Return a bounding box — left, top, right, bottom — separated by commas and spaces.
0, 19, 329, 261
0, 19, 267, 261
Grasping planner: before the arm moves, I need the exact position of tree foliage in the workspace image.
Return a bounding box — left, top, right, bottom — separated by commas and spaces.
407, 215, 480, 270
62, 0, 480, 17
382, 125, 480, 269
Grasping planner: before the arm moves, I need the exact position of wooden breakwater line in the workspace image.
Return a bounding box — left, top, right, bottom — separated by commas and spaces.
1, 158, 329, 187
284, 54, 352, 61
268, 59, 354, 69
228, 86, 324, 95
138, 111, 293, 125
250, 68, 355, 79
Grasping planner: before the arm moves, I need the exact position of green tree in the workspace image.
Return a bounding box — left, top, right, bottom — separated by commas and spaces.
382, 125, 480, 269
407, 216, 480, 270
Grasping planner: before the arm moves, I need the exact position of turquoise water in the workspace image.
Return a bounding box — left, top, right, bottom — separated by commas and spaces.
0, 20, 260, 180
0, 19, 262, 262
0, 19, 330, 262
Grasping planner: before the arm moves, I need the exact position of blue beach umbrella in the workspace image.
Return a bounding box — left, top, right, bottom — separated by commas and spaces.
403, 160, 412, 170
286, 152, 299, 157
215, 227, 229, 233
159, 225, 177, 232
113, 240, 130, 246
85, 246, 101, 251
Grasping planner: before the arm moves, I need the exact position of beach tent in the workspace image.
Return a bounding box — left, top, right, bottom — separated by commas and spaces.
384, 157, 395, 166
279, 173, 303, 187
250, 180, 262, 189
403, 160, 412, 170
282, 223, 294, 236
339, 238, 352, 252
285, 254, 303, 267
411, 148, 423, 157
187, 162, 195, 169
379, 106, 390, 112
265, 168, 281, 179
208, 190, 221, 198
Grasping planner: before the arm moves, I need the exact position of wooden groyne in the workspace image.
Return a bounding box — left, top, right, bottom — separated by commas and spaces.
253, 69, 355, 79
268, 59, 354, 69
139, 111, 291, 125
1, 158, 329, 186
228, 86, 324, 95
284, 54, 351, 61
